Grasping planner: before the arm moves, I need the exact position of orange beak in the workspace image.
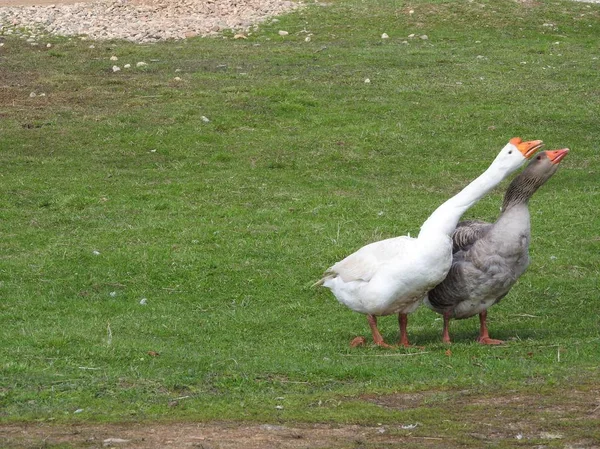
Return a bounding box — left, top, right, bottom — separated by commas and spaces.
510, 137, 544, 159
546, 148, 569, 164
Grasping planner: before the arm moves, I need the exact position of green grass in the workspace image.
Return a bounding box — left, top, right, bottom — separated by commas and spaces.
1, 0, 599, 428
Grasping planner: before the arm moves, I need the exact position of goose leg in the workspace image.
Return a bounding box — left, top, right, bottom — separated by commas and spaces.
476, 310, 504, 345
442, 311, 452, 344
398, 313, 411, 347
354, 314, 393, 348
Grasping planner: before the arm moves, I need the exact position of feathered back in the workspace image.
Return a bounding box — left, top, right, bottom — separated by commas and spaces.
313, 236, 413, 286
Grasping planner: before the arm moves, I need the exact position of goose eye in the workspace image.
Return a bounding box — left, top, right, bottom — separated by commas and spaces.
536, 155, 541, 160
508, 150, 512, 154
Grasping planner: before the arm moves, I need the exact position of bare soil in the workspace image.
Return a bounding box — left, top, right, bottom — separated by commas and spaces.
4, 422, 440, 449
2, 388, 600, 448
0, 0, 92, 6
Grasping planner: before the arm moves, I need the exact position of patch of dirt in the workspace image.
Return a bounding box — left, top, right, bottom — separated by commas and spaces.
3, 388, 600, 448
0, 0, 300, 42
360, 391, 429, 410
1, 422, 443, 449
0, 0, 91, 5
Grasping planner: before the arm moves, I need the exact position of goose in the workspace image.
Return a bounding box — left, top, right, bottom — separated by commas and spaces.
314, 137, 543, 348
424, 148, 569, 345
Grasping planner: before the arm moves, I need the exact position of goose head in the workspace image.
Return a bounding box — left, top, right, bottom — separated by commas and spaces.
490, 137, 544, 174
501, 148, 569, 211
524, 148, 569, 181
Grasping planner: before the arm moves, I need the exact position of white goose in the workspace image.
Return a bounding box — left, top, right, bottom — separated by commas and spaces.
314, 138, 543, 348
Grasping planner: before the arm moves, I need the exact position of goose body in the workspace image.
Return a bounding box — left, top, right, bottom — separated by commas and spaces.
323, 233, 451, 316
316, 138, 543, 347
425, 149, 569, 344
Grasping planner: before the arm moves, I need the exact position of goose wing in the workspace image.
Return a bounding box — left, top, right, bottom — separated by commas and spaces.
320, 236, 413, 284
452, 220, 492, 253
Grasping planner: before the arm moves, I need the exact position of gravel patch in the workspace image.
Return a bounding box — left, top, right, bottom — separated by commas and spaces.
0, 0, 301, 42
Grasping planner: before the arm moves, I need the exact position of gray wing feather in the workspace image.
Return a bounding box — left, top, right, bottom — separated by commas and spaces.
428, 220, 492, 312
452, 220, 492, 253
426, 258, 469, 311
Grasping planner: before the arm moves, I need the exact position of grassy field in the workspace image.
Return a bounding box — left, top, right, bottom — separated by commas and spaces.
1, 0, 599, 440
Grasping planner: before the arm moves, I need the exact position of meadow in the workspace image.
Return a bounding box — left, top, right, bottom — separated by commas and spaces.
1, 0, 599, 445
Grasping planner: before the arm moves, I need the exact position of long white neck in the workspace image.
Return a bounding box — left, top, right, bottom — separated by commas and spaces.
418, 164, 510, 239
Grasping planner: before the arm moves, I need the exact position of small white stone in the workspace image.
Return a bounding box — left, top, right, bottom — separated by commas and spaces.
409, 9, 414, 14
29, 92, 37, 98
124, 64, 131, 68
103, 438, 130, 445
140, 298, 147, 305
0, 43, 4, 47
381, 33, 389, 39
305, 36, 311, 42
110, 55, 118, 61
39, 93, 46, 97
174, 76, 182, 81
46, 43, 52, 48
275, 405, 284, 410
516, 434, 523, 440
364, 78, 371, 83
89, 45, 95, 49
112, 65, 121, 72
93, 250, 101, 255
420, 34, 428, 40
73, 409, 84, 414
136, 61, 147, 67
110, 291, 117, 297
553, 41, 560, 45
175, 68, 181, 72
201, 116, 210, 122
477, 55, 485, 59
408, 33, 415, 38
278, 30, 289, 36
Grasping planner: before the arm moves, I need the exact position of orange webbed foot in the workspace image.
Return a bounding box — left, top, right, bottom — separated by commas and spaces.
350, 336, 366, 347
477, 336, 505, 345
350, 336, 396, 349
373, 337, 396, 349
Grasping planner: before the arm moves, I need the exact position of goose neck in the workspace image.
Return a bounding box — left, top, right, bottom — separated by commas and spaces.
501, 174, 544, 212
418, 164, 508, 238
